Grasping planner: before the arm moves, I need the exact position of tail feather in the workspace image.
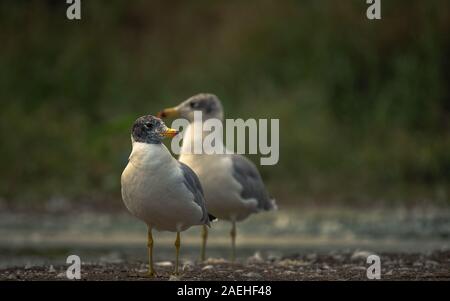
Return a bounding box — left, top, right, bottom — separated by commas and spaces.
208, 213, 218, 222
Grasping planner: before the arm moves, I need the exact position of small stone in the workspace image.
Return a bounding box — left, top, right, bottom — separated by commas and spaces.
24, 263, 34, 270
277, 259, 309, 267
169, 275, 181, 281
247, 252, 264, 263
7, 274, 17, 280
202, 265, 214, 271
351, 251, 373, 261
182, 261, 194, 271
243, 272, 262, 278
48, 265, 56, 273
156, 261, 173, 267
332, 254, 344, 261
283, 271, 296, 276
205, 258, 227, 264
56, 272, 66, 278
425, 260, 439, 267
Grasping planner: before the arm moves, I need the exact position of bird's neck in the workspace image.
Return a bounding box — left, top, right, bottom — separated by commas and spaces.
180, 121, 226, 155
129, 141, 175, 169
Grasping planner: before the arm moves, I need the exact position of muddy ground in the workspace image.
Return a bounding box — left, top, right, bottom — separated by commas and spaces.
2, 251, 450, 281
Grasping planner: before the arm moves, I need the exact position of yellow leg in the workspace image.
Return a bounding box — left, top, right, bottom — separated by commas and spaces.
230, 220, 236, 262
201, 225, 208, 262
174, 231, 181, 275
147, 226, 156, 277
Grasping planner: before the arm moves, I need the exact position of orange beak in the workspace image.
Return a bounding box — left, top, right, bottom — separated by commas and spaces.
162, 128, 179, 138
157, 107, 179, 118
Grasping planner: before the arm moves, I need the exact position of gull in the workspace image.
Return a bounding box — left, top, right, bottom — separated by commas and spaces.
121, 115, 215, 276
158, 93, 277, 261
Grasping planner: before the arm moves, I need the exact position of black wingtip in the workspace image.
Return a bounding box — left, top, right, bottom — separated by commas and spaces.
208, 213, 217, 222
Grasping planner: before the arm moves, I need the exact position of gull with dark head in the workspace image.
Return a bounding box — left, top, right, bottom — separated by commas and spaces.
121, 115, 215, 276
158, 94, 277, 261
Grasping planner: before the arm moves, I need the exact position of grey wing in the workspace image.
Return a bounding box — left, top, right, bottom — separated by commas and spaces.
179, 162, 213, 225
231, 155, 277, 211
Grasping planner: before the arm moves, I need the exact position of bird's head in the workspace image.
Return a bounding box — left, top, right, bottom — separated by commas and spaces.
131, 115, 178, 144
157, 93, 224, 122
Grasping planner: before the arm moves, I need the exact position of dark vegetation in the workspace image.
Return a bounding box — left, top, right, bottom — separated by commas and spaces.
0, 0, 449, 206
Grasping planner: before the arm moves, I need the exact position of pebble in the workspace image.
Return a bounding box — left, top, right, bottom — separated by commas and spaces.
48, 265, 56, 273
156, 261, 173, 267
351, 250, 373, 261
24, 263, 34, 270
425, 260, 439, 266
205, 258, 227, 264
202, 265, 214, 271
332, 254, 345, 261
247, 252, 264, 263
277, 259, 309, 267
56, 272, 66, 278
243, 272, 262, 278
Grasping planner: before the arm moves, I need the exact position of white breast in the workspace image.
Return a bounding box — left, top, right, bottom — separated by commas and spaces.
179, 124, 259, 221
121, 142, 204, 232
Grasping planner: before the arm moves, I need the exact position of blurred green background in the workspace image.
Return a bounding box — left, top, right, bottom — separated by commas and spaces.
0, 0, 449, 208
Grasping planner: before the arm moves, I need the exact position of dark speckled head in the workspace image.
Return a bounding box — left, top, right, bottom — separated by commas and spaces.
131, 115, 178, 144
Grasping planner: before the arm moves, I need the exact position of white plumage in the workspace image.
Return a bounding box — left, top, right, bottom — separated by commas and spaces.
121, 141, 206, 232
179, 122, 261, 222
158, 93, 277, 261
121, 115, 211, 276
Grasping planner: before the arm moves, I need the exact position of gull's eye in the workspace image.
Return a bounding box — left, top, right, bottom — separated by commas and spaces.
190, 102, 199, 109
144, 122, 153, 130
